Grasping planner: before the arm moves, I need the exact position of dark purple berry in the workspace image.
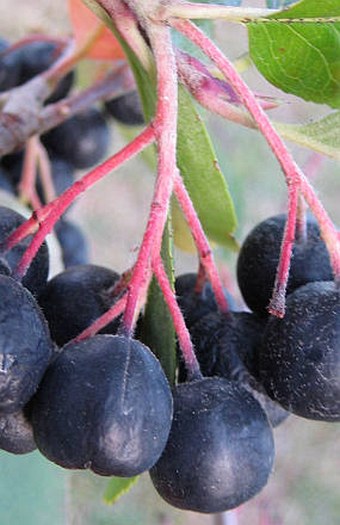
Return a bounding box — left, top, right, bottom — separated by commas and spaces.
31, 335, 173, 476
38, 264, 121, 345
175, 272, 235, 329
150, 377, 274, 513
54, 219, 89, 268
259, 281, 340, 422
0, 408, 36, 454
41, 108, 110, 169
188, 311, 289, 427
0, 206, 49, 296
104, 91, 144, 126
0, 275, 53, 414
0, 39, 21, 92
237, 214, 333, 316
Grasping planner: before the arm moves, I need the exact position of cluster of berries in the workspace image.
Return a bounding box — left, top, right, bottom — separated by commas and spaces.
0, 200, 338, 514
0, 30, 338, 518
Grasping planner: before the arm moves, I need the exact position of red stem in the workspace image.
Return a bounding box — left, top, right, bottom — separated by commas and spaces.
10, 124, 155, 279
268, 185, 299, 317
152, 254, 202, 381
174, 173, 230, 314
73, 294, 127, 342
171, 19, 340, 286
121, 25, 179, 336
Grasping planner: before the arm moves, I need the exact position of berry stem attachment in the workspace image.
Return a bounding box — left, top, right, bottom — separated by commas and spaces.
170, 18, 340, 286
152, 254, 202, 381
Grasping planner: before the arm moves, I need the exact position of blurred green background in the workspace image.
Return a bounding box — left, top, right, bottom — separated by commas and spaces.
0, 1, 339, 524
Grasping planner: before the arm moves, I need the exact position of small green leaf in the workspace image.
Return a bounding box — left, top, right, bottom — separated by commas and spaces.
248, 0, 340, 108
139, 221, 177, 385
177, 86, 238, 250
275, 111, 340, 159
171, 197, 196, 253
103, 475, 139, 505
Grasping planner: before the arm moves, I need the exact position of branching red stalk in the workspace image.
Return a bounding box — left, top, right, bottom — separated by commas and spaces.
121, 24, 179, 336
268, 185, 299, 317
73, 294, 128, 342
174, 173, 230, 315
7, 124, 155, 278
152, 254, 202, 381
171, 18, 340, 290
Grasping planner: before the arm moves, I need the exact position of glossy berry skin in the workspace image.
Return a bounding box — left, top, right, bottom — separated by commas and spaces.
150, 377, 274, 513
41, 108, 110, 169
259, 281, 340, 421
104, 91, 144, 126
0, 275, 53, 414
31, 335, 173, 476
0, 408, 36, 454
38, 264, 121, 345
188, 311, 289, 427
237, 214, 333, 316
175, 273, 235, 329
54, 219, 89, 268
0, 206, 49, 296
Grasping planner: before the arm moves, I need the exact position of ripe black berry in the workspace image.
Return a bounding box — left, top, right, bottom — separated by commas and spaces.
54, 219, 89, 268
0, 206, 49, 296
259, 281, 340, 422
0, 408, 36, 454
175, 272, 235, 329
237, 214, 333, 316
38, 264, 121, 345
188, 311, 289, 427
150, 377, 274, 513
41, 108, 110, 169
31, 335, 173, 476
104, 91, 144, 126
0, 38, 21, 92
0, 275, 53, 414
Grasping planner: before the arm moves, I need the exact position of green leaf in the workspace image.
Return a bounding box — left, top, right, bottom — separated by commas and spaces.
177, 86, 238, 250
103, 475, 139, 505
248, 0, 340, 108
139, 221, 177, 385
275, 111, 340, 159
